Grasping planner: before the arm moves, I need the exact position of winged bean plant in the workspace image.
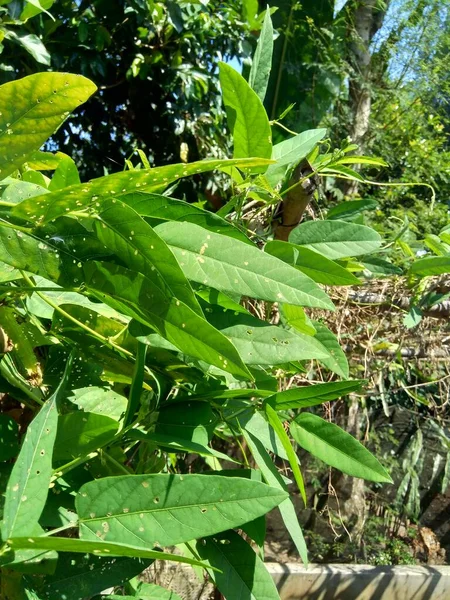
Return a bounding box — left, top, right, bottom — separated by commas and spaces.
0, 14, 392, 600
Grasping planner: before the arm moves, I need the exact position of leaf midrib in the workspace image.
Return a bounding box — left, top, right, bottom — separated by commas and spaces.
80, 492, 285, 524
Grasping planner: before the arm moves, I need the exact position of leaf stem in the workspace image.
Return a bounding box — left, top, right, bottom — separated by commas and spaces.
101, 450, 132, 474
124, 342, 147, 427
19, 271, 135, 359
52, 452, 99, 481
51, 425, 137, 481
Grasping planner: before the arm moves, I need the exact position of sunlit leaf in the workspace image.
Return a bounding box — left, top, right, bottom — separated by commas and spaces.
219, 62, 272, 169
289, 220, 381, 259
290, 413, 392, 482
156, 222, 334, 309
76, 474, 287, 547
13, 158, 272, 223
0, 73, 96, 180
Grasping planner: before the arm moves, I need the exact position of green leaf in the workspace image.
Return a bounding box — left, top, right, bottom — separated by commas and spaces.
120, 192, 250, 243
0, 225, 79, 287
409, 256, 450, 277
264, 404, 306, 504
20, 0, 55, 21
127, 431, 236, 463
248, 8, 273, 102
403, 306, 423, 329
25, 150, 65, 171
195, 530, 280, 600
75, 474, 286, 548
0, 73, 97, 180
1, 178, 49, 205
6, 537, 209, 569
320, 165, 365, 182
219, 62, 272, 168
155, 401, 216, 445
289, 220, 382, 259
359, 256, 402, 277
238, 411, 289, 461
4, 31, 51, 66
38, 554, 151, 600
0, 306, 41, 378
48, 155, 80, 190
312, 322, 349, 378
0, 414, 19, 462
264, 380, 365, 410
26, 277, 121, 321
2, 356, 72, 539
76, 474, 287, 547
53, 412, 119, 461
84, 261, 251, 380
290, 413, 392, 483
94, 199, 201, 315
265, 240, 360, 285
132, 583, 182, 600
155, 222, 334, 309
242, 429, 308, 564
13, 158, 272, 224
266, 129, 327, 186
281, 304, 316, 335
68, 387, 127, 421
203, 303, 329, 365
333, 155, 387, 167
326, 199, 378, 220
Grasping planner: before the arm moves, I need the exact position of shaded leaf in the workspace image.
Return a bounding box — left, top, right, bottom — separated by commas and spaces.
326, 199, 378, 220
7, 537, 209, 568
38, 553, 151, 600
0, 414, 19, 462
84, 261, 251, 380
53, 412, 119, 461
195, 530, 280, 600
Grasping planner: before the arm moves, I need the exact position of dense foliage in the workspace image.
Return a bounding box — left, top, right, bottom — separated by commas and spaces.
0, 14, 412, 597
0, 1, 449, 597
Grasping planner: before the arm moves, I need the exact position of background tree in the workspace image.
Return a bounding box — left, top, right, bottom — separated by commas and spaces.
1, 0, 260, 183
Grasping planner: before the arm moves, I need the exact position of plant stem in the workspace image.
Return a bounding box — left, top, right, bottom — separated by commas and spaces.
101, 450, 132, 474
52, 452, 99, 481
0, 286, 78, 293
124, 342, 147, 427
43, 522, 78, 537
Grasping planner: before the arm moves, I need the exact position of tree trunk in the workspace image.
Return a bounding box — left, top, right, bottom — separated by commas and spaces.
343, 0, 390, 196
